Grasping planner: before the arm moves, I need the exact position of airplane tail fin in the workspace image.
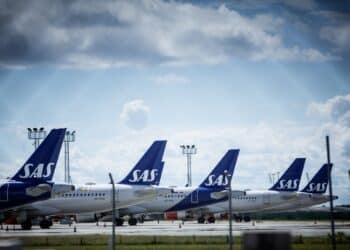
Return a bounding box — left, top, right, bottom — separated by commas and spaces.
198, 149, 240, 190
11, 128, 66, 183
154, 161, 165, 186
301, 164, 332, 194
118, 140, 167, 185
269, 158, 305, 192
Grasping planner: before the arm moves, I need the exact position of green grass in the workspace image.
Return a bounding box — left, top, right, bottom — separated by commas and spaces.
4, 235, 347, 250
25, 244, 350, 250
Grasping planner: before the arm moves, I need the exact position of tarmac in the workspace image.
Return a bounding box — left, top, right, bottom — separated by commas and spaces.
0, 220, 349, 237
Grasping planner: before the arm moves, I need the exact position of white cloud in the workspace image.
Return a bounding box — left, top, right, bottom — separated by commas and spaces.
320, 24, 350, 52
58, 119, 350, 204
307, 93, 350, 121
120, 99, 150, 130
0, 0, 336, 69
152, 74, 190, 85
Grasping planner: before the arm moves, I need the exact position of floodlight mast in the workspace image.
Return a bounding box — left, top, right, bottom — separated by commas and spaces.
64, 130, 76, 184
180, 144, 197, 187
224, 170, 233, 250
27, 127, 47, 149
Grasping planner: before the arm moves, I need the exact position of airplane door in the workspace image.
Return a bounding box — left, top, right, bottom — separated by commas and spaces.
263, 194, 271, 206
0, 183, 9, 202
191, 190, 199, 204
115, 186, 119, 204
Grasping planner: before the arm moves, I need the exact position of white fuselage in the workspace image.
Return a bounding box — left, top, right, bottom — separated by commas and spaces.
201, 190, 299, 214
204, 191, 333, 215
127, 187, 195, 213
23, 184, 169, 218
259, 192, 333, 213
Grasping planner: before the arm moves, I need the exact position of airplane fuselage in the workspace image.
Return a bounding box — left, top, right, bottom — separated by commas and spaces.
21, 184, 168, 218
0, 180, 52, 212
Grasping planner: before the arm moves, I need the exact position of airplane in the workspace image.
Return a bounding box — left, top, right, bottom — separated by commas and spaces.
2, 140, 171, 230
260, 163, 338, 213
99, 149, 243, 226
0, 128, 74, 223
190, 158, 306, 223
76, 160, 165, 224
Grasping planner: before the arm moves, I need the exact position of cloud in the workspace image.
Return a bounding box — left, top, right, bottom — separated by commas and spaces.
320, 24, 350, 52
59, 119, 350, 204
0, 0, 336, 69
152, 73, 190, 85
307, 93, 350, 122
120, 99, 150, 130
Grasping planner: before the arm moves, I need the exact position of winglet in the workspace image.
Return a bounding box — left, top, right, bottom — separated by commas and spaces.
11, 128, 66, 183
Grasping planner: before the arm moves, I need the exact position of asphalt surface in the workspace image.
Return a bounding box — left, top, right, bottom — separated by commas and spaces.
1, 220, 349, 237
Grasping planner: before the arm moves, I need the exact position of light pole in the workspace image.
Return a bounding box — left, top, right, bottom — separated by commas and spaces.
180, 145, 197, 187
108, 173, 116, 250
326, 136, 336, 250
224, 170, 233, 250
64, 131, 76, 184
27, 127, 46, 149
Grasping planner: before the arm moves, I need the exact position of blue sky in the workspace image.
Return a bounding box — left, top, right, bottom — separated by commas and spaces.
1, 0, 350, 205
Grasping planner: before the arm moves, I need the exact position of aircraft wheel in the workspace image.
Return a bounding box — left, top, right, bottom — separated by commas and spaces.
243, 216, 251, 222
40, 219, 52, 229
197, 217, 205, 224
207, 216, 215, 224
21, 220, 32, 230
115, 218, 124, 226
128, 218, 137, 226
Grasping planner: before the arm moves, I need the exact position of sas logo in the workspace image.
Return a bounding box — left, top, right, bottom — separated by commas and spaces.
204, 174, 229, 186
19, 163, 55, 179
306, 182, 327, 192
277, 179, 299, 190
128, 169, 158, 183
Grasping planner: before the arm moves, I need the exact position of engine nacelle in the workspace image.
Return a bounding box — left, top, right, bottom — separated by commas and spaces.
76, 212, 105, 222
164, 211, 192, 220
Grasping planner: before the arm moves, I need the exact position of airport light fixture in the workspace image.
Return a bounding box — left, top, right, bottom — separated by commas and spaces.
64, 130, 76, 184
224, 170, 233, 250
108, 173, 116, 250
27, 127, 46, 149
180, 144, 197, 187
326, 136, 336, 250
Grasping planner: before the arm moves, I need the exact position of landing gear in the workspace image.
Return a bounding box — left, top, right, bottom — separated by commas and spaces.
39, 219, 52, 229
207, 216, 215, 224
21, 220, 32, 230
243, 216, 251, 222
197, 217, 205, 224
128, 217, 137, 226
233, 214, 242, 222
115, 218, 124, 226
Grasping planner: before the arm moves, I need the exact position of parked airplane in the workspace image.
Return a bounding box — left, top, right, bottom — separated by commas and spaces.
99, 149, 242, 226
0, 128, 71, 212
2, 140, 172, 229
260, 163, 337, 213
76, 161, 165, 224
0, 129, 74, 224
190, 158, 306, 223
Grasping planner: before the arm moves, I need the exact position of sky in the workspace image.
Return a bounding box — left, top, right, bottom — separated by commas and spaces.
0, 0, 350, 205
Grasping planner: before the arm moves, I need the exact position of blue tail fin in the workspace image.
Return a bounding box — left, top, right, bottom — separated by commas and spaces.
269, 158, 305, 192
301, 164, 332, 194
118, 140, 167, 185
11, 128, 66, 183
154, 161, 165, 186
198, 149, 240, 190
